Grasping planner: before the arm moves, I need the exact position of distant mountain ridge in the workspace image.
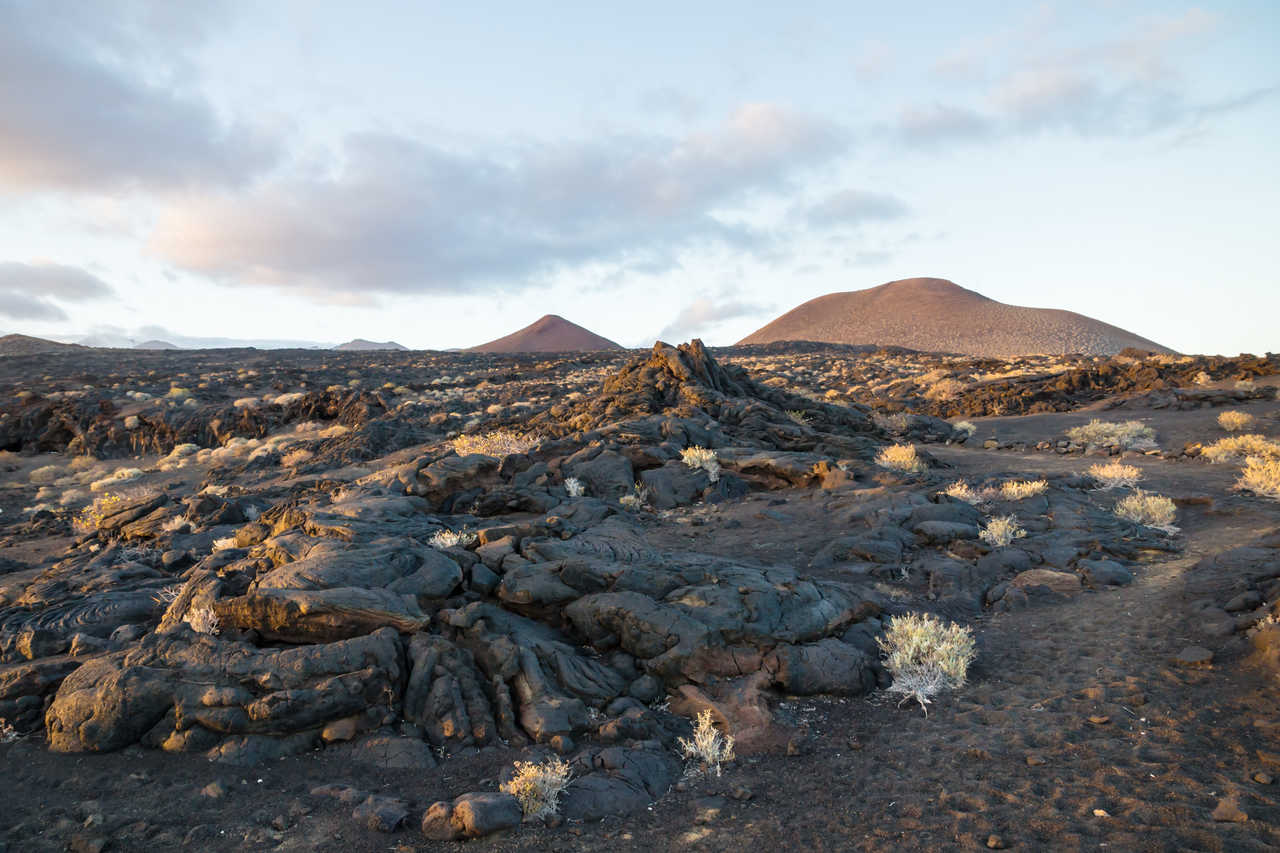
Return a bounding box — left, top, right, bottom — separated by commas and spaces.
0, 334, 84, 356
468, 314, 623, 353
737, 277, 1174, 356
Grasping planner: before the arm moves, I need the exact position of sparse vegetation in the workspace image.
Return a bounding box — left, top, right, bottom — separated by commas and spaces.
680, 446, 721, 482
152, 584, 183, 605
1088, 461, 1142, 489
785, 409, 810, 426
500, 757, 572, 819
429, 528, 476, 549
1000, 479, 1047, 500
1066, 419, 1155, 449
1201, 434, 1280, 463
1217, 410, 1256, 432
0, 718, 18, 744
89, 467, 143, 493
942, 481, 983, 504
185, 606, 221, 635
1194, 370, 1212, 386
564, 477, 585, 497
877, 612, 976, 714
677, 709, 736, 776
952, 420, 977, 437
619, 482, 652, 510
1236, 379, 1256, 392
1237, 456, 1280, 498
980, 515, 1026, 547
924, 378, 965, 401
1114, 489, 1177, 530
72, 492, 125, 534
876, 443, 927, 474
452, 430, 538, 458
211, 537, 236, 552
873, 412, 912, 433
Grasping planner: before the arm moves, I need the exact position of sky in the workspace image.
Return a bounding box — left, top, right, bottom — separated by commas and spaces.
1, 0, 1276, 354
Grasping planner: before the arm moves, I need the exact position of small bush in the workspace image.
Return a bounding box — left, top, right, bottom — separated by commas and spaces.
1236, 379, 1256, 392
979, 515, 1025, 547
0, 718, 18, 744
1194, 370, 1212, 386
73, 492, 125, 534
211, 537, 236, 552
281, 448, 314, 467
1201, 434, 1280, 463
952, 420, 977, 437
942, 481, 983, 504
429, 528, 476, 549
1066, 420, 1155, 449
564, 477, 585, 497
876, 444, 927, 474
1217, 411, 1256, 432
185, 606, 220, 635
677, 709, 736, 776
924, 378, 965, 401
452, 430, 538, 458
89, 467, 143, 493
1114, 489, 1177, 529
619, 482, 652, 511
877, 612, 976, 714
1237, 456, 1280, 499
1000, 479, 1047, 500
153, 583, 183, 605
501, 757, 572, 820
680, 446, 721, 482
785, 409, 810, 426
873, 412, 913, 433
1088, 461, 1142, 489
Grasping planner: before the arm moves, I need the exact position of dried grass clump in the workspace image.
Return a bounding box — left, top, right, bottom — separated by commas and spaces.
1237, 457, 1280, 499
1236, 379, 1256, 392
785, 409, 810, 426
619, 482, 652, 511
876, 443, 927, 474
89, 467, 144, 493
211, 537, 237, 552
1088, 461, 1142, 489
0, 718, 18, 744
1065, 419, 1155, 449
942, 481, 983, 504
29, 465, 63, 485
1201, 434, 1280, 463
877, 612, 976, 714
873, 412, 913, 433
564, 477, 585, 497
680, 446, 720, 482
1000, 479, 1047, 500
1217, 411, 1256, 432
924, 378, 965, 401
1194, 370, 1212, 386
952, 420, 977, 437
979, 515, 1026, 547
73, 492, 125, 534
429, 528, 476, 549
1114, 489, 1177, 530
501, 757, 572, 819
185, 606, 220, 635
452, 430, 538, 458
677, 709, 736, 776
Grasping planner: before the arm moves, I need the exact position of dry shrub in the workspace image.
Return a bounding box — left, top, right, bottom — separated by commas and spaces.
29, 465, 63, 485
619, 482, 651, 511
89, 467, 143, 493
979, 515, 1025, 547
785, 409, 810, 426
429, 528, 476, 549
1201, 434, 1280, 463
942, 481, 982, 504
1217, 410, 1256, 432
280, 448, 314, 467
564, 477, 585, 497
452, 430, 538, 458
501, 757, 572, 819
211, 537, 236, 552
876, 443, 927, 474
0, 719, 18, 744
877, 612, 976, 714
1237, 457, 1280, 498
1114, 489, 1177, 529
185, 606, 220, 635
924, 378, 965, 401
1236, 379, 1256, 392
1088, 461, 1142, 489
677, 709, 736, 776
1194, 370, 1212, 386
680, 446, 721, 482
873, 412, 913, 433
1000, 479, 1047, 500
1066, 419, 1155, 448
951, 420, 977, 437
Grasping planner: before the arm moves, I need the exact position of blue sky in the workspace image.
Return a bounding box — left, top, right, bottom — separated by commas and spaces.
0, 0, 1276, 353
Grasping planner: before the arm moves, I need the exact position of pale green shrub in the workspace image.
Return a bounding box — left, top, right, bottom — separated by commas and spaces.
877, 612, 976, 714
677, 709, 736, 776
979, 515, 1025, 547
501, 757, 572, 819
876, 444, 927, 474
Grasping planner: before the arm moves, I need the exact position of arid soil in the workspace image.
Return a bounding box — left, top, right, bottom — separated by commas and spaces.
1, 342, 1278, 852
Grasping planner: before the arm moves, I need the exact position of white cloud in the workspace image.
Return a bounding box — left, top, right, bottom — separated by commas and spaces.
0, 262, 114, 321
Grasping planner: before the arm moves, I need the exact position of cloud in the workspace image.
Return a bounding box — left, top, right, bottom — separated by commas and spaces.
0, 262, 114, 321
0, 1, 277, 191
803, 189, 909, 227
637, 88, 705, 121
150, 104, 850, 301
897, 104, 993, 146
853, 42, 894, 81
658, 295, 771, 342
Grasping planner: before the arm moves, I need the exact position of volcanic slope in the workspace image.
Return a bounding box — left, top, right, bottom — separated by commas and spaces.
737, 277, 1173, 357
0, 334, 84, 356
468, 314, 623, 353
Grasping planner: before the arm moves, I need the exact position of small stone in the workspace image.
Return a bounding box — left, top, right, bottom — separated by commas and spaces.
693, 796, 727, 825
271, 815, 289, 831
1025, 754, 1046, 766
1092, 808, 1111, 817
201, 781, 226, 799
986, 834, 1006, 849
730, 785, 753, 801
1252, 771, 1273, 785
1087, 715, 1111, 726
550, 733, 575, 754
1212, 798, 1248, 822
321, 717, 359, 743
